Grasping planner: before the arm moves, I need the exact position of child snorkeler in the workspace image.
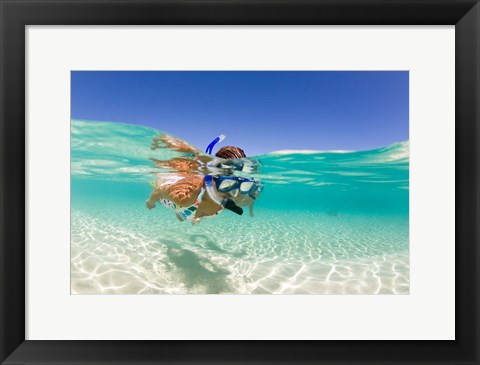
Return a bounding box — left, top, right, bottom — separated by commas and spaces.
146, 135, 262, 224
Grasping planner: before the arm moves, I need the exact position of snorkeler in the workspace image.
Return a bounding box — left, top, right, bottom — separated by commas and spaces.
146, 165, 262, 224
146, 137, 262, 224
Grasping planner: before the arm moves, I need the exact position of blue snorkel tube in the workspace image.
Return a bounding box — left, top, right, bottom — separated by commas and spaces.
205, 134, 226, 154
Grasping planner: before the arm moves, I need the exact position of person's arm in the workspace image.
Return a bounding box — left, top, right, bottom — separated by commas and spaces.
146, 185, 167, 209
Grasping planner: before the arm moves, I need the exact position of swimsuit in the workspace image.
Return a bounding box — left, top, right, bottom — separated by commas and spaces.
156, 174, 223, 223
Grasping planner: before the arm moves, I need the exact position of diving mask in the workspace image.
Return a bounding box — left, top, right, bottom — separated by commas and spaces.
214, 175, 258, 195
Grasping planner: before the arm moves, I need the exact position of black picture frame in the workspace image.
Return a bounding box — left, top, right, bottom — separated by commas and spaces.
1, 0, 478, 364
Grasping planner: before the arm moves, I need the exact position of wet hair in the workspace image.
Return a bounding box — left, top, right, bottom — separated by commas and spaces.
215, 146, 246, 159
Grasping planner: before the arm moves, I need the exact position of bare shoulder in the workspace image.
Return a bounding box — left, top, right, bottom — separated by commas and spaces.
166, 175, 204, 206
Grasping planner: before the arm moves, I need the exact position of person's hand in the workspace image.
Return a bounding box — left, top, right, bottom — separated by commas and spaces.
146, 200, 156, 210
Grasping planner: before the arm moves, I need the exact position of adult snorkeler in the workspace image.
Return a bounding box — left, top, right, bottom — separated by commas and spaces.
146, 135, 263, 224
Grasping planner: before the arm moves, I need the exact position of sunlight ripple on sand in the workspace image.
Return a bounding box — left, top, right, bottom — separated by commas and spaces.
71, 209, 409, 295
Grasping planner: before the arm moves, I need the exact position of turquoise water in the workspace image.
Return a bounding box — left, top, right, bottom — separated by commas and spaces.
71, 120, 409, 294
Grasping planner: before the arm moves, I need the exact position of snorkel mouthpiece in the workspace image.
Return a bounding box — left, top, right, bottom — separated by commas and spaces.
224, 199, 243, 215
204, 175, 244, 216
205, 134, 226, 154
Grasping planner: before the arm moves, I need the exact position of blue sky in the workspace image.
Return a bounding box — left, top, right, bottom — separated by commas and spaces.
71, 71, 408, 156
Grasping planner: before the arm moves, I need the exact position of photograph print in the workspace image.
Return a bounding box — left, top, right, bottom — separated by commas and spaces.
71, 71, 409, 294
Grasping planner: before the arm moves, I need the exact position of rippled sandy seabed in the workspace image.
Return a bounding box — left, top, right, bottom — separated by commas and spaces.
71, 207, 408, 295
71, 120, 409, 295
